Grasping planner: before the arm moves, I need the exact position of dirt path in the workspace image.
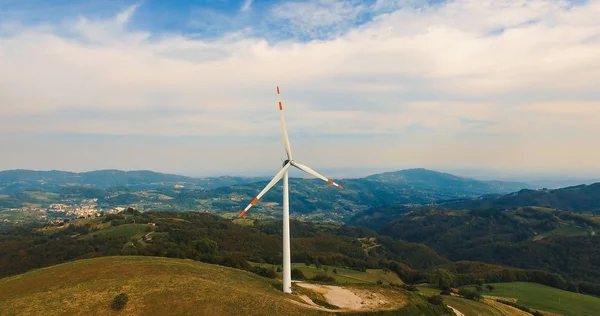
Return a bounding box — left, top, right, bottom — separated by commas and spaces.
447, 305, 465, 316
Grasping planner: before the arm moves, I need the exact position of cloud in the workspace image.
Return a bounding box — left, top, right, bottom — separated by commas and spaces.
241, 0, 253, 12
270, 0, 368, 38
1, 0, 600, 174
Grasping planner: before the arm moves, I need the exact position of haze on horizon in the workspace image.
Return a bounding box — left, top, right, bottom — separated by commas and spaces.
1, 0, 599, 178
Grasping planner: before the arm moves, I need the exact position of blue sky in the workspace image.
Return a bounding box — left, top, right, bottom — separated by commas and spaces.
1, 0, 599, 178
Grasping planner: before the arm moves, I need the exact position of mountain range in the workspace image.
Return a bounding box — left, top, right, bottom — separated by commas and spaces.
0, 169, 269, 193
0, 168, 530, 223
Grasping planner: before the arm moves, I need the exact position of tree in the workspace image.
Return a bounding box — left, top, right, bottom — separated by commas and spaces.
323, 266, 329, 273
195, 238, 218, 253
428, 268, 456, 290
111, 293, 129, 310
475, 285, 484, 292
486, 284, 495, 292
333, 268, 338, 274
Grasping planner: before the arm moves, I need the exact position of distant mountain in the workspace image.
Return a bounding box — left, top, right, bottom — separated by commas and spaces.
156, 168, 529, 222
0, 168, 531, 222
0, 169, 269, 193
527, 178, 600, 190
440, 183, 600, 213
363, 168, 527, 196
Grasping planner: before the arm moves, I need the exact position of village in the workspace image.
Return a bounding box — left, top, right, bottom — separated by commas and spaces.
1, 199, 129, 225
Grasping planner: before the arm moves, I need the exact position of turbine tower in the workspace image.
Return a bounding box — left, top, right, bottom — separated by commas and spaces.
238, 86, 343, 294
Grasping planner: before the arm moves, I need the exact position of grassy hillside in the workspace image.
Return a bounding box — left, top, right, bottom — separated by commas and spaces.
462, 282, 600, 316
0, 256, 325, 316
0, 256, 447, 316
417, 287, 529, 316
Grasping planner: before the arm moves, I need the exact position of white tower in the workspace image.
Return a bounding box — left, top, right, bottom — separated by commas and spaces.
238, 86, 343, 293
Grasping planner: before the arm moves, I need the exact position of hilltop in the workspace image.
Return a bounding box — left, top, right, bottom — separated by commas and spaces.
0, 256, 446, 316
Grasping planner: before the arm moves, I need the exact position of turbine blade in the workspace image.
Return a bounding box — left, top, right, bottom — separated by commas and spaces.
238, 162, 291, 217
277, 86, 293, 160
292, 162, 343, 190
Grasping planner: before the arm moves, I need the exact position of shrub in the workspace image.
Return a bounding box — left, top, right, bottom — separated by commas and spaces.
459, 288, 482, 301
291, 268, 305, 280
427, 295, 444, 306
249, 267, 276, 279
111, 293, 129, 310
401, 284, 419, 292
312, 274, 336, 283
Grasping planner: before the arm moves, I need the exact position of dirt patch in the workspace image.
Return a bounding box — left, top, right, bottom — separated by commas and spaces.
294, 282, 404, 312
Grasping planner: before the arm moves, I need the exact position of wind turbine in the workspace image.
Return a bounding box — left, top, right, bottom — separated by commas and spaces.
238, 86, 343, 294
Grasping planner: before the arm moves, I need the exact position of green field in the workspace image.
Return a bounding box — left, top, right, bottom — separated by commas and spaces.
417, 286, 529, 316
251, 262, 404, 285
463, 282, 600, 316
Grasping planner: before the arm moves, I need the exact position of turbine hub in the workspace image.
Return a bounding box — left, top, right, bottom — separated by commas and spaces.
283, 159, 291, 167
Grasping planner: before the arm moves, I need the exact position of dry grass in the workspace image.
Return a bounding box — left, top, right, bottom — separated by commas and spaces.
0, 256, 328, 316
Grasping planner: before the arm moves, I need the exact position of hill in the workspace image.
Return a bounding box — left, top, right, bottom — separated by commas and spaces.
350, 182, 600, 230
378, 206, 600, 283
0, 256, 447, 316
363, 168, 525, 195
440, 183, 600, 213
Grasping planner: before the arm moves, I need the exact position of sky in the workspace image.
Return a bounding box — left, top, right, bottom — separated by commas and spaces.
1, 0, 599, 179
